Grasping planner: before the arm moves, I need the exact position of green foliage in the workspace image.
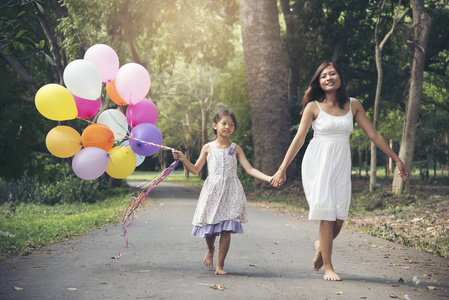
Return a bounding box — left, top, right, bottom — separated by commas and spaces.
1, 0, 449, 190
0, 172, 128, 206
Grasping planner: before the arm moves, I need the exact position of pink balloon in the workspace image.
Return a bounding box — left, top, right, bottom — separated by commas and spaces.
72, 147, 110, 180
73, 94, 101, 119
114, 63, 151, 105
126, 99, 158, 128
84, 44, 119, 83
130, 123, 162, 156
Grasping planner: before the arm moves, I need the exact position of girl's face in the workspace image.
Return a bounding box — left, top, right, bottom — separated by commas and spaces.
319, 65, 341, 93
213, 115, 235, 137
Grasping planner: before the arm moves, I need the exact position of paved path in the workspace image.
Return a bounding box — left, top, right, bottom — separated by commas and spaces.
1, 182, 448, 299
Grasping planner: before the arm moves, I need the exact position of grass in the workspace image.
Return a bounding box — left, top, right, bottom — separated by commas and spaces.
248, 175, 449, 259
0, 194, 132, 260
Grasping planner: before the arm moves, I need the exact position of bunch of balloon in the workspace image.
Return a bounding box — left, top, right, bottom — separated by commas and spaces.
35, 44, 161, 181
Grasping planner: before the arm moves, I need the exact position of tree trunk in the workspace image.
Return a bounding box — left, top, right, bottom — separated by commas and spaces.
240, 0, 295, 189
392, 0, 432, 194
371, 0, 410, 191
389, 139, 394, 175
280, 0, 300, 106
33, 2, 64, 84
365, 148, 369, 176
0, 50, 37, 100
358, 149, 363, 176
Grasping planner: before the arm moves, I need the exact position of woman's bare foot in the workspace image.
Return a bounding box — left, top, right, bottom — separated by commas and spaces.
313, 240, 323, 271
323, 268, 342, 281
204, 247, 214, 269
215, 263, 227, 275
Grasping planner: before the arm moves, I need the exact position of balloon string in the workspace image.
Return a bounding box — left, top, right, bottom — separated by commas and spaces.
78, 118, 180, 254
79, 118, 176, 152
119, 160, 179, 255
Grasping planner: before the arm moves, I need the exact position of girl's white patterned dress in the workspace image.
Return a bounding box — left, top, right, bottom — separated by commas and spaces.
191, 142, 247, 238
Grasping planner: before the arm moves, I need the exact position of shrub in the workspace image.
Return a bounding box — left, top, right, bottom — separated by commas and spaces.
0, 173, 129, 205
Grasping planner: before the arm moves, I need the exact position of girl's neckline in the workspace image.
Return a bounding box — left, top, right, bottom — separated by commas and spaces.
212, 141, 233, 150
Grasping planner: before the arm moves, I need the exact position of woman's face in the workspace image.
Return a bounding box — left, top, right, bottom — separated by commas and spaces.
319, 65, 341, 93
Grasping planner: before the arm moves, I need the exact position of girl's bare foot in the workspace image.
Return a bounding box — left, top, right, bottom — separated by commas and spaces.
323, 268, 342, 281
215, 263, 227, 275
204, 247, 214, 269
313, 240, 323, 271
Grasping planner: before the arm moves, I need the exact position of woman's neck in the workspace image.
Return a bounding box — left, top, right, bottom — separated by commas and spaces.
324, 92, 338, 106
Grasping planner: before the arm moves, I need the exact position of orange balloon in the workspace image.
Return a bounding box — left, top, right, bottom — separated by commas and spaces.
106, 80, 127, 106
46, 126, 82, 158
82, 123, 115, 151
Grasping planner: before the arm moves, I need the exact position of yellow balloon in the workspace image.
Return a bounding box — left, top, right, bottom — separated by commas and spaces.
35, 84, 78, 121
46, 126, 82, 158
106, 146, 136, 179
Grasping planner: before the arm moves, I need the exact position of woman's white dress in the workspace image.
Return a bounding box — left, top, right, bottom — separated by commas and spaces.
191, 142, 247, 238
301, 99, 354, 221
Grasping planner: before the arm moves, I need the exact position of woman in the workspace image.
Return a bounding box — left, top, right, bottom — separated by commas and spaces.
271, 61, 409, 281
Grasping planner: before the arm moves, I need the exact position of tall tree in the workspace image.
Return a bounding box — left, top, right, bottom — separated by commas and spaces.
240, 0, 294, 188
392, 0, 432, 194
370, 0, 410, 191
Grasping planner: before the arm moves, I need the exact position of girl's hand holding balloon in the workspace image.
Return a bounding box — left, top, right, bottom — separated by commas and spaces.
172, 150, 185, 162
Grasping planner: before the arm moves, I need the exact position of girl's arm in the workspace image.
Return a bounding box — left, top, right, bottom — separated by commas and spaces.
172, 144, 209, 175
271, 103, 316, 187
235, 145, 272, 183
352, 98, 409, 179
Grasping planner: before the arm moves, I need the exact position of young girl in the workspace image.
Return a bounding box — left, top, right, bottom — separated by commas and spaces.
172, 109, 271, 275
271, 62, 409, 281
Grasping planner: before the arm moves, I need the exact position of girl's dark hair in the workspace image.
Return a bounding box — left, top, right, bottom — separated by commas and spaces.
212, 109, 237, 135
300, 61, 349, 114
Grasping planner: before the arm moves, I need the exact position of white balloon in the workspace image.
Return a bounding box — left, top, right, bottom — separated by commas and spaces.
97, 109, 129, 142
63, 59, 102, 100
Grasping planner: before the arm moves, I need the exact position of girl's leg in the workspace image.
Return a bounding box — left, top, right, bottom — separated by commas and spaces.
319, 220, 343, 281
313, 219, 343, 271
204, 234, 217, 269
215, 231, 231, 275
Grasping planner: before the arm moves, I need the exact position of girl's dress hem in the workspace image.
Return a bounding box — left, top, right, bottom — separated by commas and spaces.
192, 220, 244, 238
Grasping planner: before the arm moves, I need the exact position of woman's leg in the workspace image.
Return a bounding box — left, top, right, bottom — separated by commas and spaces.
319, 220, 343, 281
204, 234, 216, 269
313, 219, 343, 271
215, 231, 231, 275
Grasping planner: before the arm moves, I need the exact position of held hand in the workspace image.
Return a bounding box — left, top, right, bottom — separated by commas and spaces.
172, 150, 185, 161
396, 160, 409, 180
270, 169, 286, 188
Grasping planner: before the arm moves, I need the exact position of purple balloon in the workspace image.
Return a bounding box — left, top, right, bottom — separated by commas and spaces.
73, 94, 101, 119
130, 123, 162, 156
126, 99, 158, 128
72, 147, 109, 180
